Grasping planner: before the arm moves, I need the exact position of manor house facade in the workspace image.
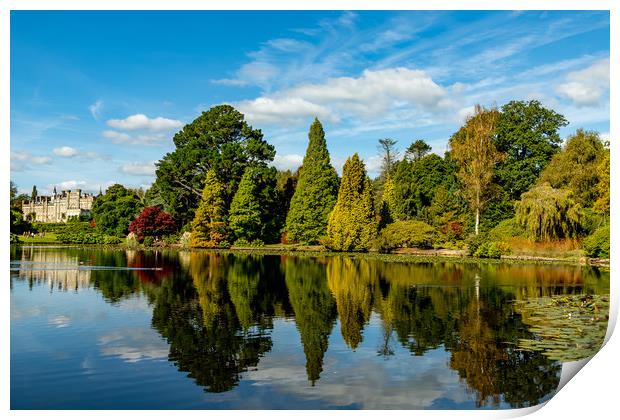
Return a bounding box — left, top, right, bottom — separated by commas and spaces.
22, 189, 95, 223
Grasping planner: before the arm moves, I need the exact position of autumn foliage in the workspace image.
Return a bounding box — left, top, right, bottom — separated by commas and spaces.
128, 206, 177, 241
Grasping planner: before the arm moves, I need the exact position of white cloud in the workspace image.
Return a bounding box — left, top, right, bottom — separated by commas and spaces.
556, 58, 609, 107
120, 161, 157, 176
273, 154, 304, 171
103, 130, 169, 146
103, 130, 131, 142
210, 78, 249, 87
89, 100, 103, 120
11, 151, 52, 165
52, 146, 79, 157
236, 97, 336, 125
236, 67, 448, 126
106, 114, 183, 131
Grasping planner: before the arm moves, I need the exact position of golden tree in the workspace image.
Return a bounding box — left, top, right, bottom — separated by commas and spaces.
449, 105, 503, 235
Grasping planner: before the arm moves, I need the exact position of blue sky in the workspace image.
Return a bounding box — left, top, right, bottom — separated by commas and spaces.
10, 10, 610, 195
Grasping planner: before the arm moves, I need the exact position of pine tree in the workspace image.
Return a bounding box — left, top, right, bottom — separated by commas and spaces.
285, 118, 339, 244
190, 169, 229, 248
327, 154, 377, 251
228, 166, 280, 243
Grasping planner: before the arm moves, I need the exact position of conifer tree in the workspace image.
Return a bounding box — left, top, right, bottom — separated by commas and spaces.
327, 154, 377, 251
285, 118, 339, 244
190, 169, 229, 248
379, 175, 396, 228
228, 166, 280, 243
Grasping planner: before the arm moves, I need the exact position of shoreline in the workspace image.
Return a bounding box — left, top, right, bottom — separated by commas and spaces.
12, 242, 610, 268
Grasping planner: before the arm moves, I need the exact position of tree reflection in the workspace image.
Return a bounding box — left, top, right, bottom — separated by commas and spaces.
326, 257, 376, 350
148, 252, 274, 393
284, 256, 336, 384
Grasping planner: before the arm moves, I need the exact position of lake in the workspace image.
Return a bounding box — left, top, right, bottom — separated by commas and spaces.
10, 246, 610, 409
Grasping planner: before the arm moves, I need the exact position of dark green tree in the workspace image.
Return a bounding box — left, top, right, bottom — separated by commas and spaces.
284, 257, 336, 384
228, 165, 281, 243
91, 184, 142, 237
153, 105, 275, 226
31, 185, 38, 200
327, 154, 377, 251
405, 139, 432, 162
494, 100, 567, 200
285, 118, 339, 244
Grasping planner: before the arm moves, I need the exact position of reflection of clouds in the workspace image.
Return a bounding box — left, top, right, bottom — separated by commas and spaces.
243, 319, 471, 409
48, 314, 71, 328
98, 328, 169, 363
11, 306, 42, 319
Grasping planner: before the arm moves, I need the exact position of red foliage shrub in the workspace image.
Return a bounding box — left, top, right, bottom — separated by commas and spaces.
128, 206, 176, 242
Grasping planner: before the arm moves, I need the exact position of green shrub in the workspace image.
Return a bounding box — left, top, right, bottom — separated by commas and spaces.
10, 233, 21, 244
126, 232, 139, 248
377, 220, 436, 253
583, 224, 610, 258
142, 236, 154, 247
233, 238, 265, 248
473, 241, 511, 259
162, 233, 180, 245
487, 218, 525, 241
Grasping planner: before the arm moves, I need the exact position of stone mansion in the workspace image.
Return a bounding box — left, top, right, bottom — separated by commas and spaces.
22, 189, 95, 223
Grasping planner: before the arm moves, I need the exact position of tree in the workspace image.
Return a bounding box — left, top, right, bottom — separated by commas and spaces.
449, 104, 504, 235
539, 129, 606, 207
515, 183, 582, 241
327, 154, 377, 251
379, 175, 396, 228
405, 139, 432, 163
594, 149, 610, 214
128, 206, 177, 242
190, 169, 229, 248
494, 100, 567, 200
378, 138, 398, 178
91, 184, 142, 236
153, 105, 275, 226
31, 185, 38, 200
228, 165, 280, 243
285, 118, 339, 244
10, 181, 31, 234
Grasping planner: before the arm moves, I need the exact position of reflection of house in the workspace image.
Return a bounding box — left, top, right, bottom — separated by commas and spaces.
21, 189, 94, 223
18, 249, 91, 291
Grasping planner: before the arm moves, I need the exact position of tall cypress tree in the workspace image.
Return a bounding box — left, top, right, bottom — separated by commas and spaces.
327, 154, 377, 251
190, 169, 228, 248
285, 118, 339, 244
228, 165, 280, 243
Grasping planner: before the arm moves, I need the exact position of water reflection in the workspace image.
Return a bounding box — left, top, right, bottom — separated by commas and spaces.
10, 246, 610, 409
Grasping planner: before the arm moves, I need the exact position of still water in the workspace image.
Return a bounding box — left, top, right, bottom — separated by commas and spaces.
10, 246, 610, 409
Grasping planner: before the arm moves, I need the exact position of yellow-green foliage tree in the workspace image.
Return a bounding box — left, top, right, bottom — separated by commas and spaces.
594, 149, 610, 215
190, 169, 229, 248
539, 129, 606, 207
449, 105, 503, 235
327, 154, 377, 251
379, 175, 396, 228
515, 183, 582, 241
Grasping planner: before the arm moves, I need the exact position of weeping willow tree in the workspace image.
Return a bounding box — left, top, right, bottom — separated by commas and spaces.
515, 183, 582, 241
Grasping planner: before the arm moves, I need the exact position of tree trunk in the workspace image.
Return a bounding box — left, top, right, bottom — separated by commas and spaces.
475, 207, 480, 235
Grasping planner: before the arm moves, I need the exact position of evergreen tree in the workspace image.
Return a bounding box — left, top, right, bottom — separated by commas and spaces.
31, 185, 38, 200
327, 154, 377, 251
285, 118, 339, 244
228, 166, 280, 243
405, 139, 432, 162
190, 169, 229, 248
379, 175, 396, 228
